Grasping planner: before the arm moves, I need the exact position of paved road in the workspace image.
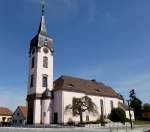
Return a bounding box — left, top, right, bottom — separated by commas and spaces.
0, 127, 150, 132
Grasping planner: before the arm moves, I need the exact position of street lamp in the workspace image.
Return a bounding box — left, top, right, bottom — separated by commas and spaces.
126, 100, 133, 129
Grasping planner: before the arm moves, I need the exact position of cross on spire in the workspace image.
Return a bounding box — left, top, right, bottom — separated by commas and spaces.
37, 0, 47, 35
41, 0, 45, 16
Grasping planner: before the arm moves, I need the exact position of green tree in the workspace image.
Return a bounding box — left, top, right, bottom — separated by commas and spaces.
129, 89, 142, 119
109, 108, 126, 123
65, 96, 98, 124
129, 89, 136, 99
143, 103, 150, 112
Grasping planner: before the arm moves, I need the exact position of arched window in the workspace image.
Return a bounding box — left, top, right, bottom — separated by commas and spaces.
100, 99, 104, 119
110, 100, 114, 110
100, 99, 104, 112
43, 56, 48, 68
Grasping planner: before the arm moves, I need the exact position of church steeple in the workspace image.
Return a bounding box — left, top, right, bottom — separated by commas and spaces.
38, 0, 47, 36
29, 0, 53, 55
27, 0, 54, 125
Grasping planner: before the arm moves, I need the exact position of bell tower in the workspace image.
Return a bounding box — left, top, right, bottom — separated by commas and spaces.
27, 0, 54, 124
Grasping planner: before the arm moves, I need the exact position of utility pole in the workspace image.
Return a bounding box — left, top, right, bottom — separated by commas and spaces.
127, 100, 133, 129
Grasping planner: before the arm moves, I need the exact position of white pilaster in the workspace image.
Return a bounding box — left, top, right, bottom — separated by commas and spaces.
33, 99, 41, 124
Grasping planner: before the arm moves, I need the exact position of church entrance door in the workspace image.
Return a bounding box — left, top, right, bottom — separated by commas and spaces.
54, 112, 58, 124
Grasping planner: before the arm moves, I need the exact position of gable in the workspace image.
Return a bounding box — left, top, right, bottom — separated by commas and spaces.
13, 106, 27, 120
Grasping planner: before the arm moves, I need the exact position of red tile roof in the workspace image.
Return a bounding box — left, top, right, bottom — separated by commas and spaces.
54, 75, 122, 99
18, 106, 27, 119
0, 107, 12, 116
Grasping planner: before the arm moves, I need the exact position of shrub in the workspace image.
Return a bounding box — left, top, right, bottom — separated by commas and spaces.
67, 118, 74, 125
109, 108, 126, 123
95, 117, 107, 124
125, 118, 130, 122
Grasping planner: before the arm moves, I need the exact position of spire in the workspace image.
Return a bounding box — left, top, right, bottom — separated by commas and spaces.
38, 0, 47, 35
41, 0, 45, 16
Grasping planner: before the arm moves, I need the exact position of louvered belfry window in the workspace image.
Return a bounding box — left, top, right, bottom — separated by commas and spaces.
43, 56, 48, 68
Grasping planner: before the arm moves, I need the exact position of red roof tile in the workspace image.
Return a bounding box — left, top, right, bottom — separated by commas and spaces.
54, 75, 122, 99
18, 106, 27, 119
0, 107, 12, 116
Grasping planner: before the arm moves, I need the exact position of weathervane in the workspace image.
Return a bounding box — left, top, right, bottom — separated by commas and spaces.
41, 0, 45, 16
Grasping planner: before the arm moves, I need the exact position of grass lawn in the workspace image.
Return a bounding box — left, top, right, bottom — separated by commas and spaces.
134, 120, 150, 125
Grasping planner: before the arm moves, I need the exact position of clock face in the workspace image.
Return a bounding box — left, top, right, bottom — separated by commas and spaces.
43, 48, 49, 54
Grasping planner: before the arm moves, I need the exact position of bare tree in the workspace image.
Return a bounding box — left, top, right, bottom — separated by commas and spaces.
65, 96, 98, 124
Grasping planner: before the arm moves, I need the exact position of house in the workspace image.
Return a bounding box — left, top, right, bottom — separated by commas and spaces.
12, 106, 27, 125
144, 112, 150, 119
0, 107, 12, 126
118, 102, 135, 121
26, 1, 135, 124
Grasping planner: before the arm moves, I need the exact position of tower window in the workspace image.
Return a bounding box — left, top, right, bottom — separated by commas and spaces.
43, 56, 48, 68
42, 75, 48, 87
30, 75, 34, 88
31, 57, 35, 68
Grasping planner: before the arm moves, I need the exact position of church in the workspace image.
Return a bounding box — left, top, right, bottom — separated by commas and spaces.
26, 2, 134, 125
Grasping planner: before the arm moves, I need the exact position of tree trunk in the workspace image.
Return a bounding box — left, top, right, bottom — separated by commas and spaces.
79, 112, 83, 124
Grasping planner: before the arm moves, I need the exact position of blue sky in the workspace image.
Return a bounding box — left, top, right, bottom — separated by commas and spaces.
0, 0, 150, 110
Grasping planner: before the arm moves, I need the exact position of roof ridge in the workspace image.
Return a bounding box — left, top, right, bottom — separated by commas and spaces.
0, 107, 12, 111
60, 75, 105, 84
60, 75, 115, 90
18, 106, 26, 108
